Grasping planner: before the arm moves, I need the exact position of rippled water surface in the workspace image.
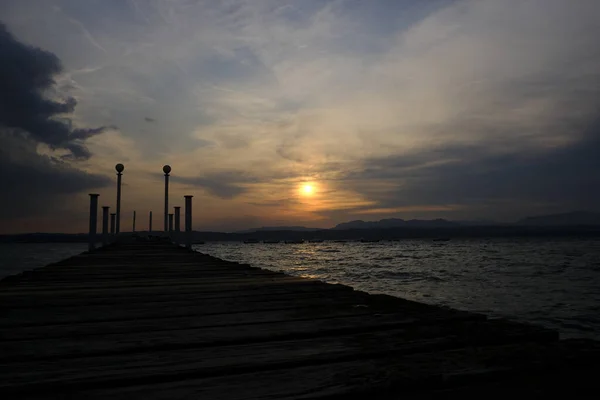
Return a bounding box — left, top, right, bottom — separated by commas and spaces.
195, 238, 600, 339
0, 243, 88, 279
1, 239, 599, 339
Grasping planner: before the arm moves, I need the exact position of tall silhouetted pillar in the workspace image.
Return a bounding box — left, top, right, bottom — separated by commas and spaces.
133, 210, 136, 232
149, 211, 153, 233
184, 195, 193, 249
115, 163, 124, 234
174, 206, 181, 244
163, 165, 171, 232
102, 206, 109, 246
168, 213, 174, 234
88, 194, 99, 251
110, 213, 116, 235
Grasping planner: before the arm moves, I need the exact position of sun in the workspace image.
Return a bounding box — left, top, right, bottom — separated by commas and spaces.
301, 184, 314, 196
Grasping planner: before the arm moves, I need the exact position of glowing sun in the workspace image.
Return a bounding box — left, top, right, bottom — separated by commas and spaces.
301, 184, 315, 196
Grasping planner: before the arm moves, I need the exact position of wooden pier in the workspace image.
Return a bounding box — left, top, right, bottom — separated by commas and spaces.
1, 239, 599, 399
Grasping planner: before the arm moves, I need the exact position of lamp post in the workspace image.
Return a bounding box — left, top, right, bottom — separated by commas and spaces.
115, 163, 124, 234
163, 165, 171, 233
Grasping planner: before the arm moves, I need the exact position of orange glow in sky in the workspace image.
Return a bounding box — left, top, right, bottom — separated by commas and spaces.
301, 184, 315, 196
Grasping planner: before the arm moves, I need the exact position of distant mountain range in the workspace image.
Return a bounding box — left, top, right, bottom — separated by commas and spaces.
332, 218, 458, 230
516, 211, 600, 226
238, 211, 600, 233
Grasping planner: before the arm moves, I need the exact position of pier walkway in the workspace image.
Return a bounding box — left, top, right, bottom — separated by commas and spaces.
1, 239, 599, 398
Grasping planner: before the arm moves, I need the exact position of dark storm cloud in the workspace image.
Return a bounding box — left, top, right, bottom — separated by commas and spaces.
344, 118, 600, 217
0, 131, 111, 219
0, 23, 110, 160
0, 23, 112, 223
169, 171, 258, 199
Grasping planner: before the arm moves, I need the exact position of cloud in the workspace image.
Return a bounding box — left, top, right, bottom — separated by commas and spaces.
343, 118, 600, 220
2, 0, 600, 231
0, 130, 111, 220
0, 23, 111, 160
169, 171, 260, 199
272, 0, 600, 220
0, 23, 112, 228
246, 198, 301, 208
62, 12, 107, 54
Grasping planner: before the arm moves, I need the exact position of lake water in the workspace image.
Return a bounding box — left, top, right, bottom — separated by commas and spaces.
0, 243, 88, 279
196, 238, 600, 339
1, 238, 599, 340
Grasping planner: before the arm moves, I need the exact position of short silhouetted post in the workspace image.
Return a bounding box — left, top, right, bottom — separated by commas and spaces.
133, 210, 136, 232
115, 163, 124, 234
168, 213, 174, 235
184, 195, 193, 249
102, 206, 109, 246
88, 194, 99, 251
174, 206, 181, 243
110, 213, 116, 236
163, 165, 171, 233
149, 211, 153, 233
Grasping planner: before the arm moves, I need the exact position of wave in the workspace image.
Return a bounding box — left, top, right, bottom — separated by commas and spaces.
196, 237, 600, 340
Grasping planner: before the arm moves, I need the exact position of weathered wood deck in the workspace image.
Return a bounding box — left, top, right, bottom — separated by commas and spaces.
1, 239, 599, 399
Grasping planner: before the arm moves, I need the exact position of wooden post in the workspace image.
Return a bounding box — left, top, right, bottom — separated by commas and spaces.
102, 206, 109, 246
133, 210, 136, 233
184, 195, 193, 249
88, 194, 99, 251
149, 211, 153, 233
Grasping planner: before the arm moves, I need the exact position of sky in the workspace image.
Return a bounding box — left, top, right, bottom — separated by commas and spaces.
1, 0, 599, 233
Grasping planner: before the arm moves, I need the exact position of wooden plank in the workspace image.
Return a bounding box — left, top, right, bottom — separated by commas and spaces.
0, 285, 355, 309
0, 310, 506, 361
73, 340, 600, 400
1, 276, 303, 291
0, 303, 482, 342
0, 275, 312, 292
0, 298, 354, 329
4, 265, 280, 276
0, 284, 354, 310
5, 261, 271, 274
4, 270, 282, 282
0, 292, 478, 328
0, 320, 563, 390
3, 337, 597, 398
0, 297, 375, 328
41, 256, 228, 268
0, 278, 334, 297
